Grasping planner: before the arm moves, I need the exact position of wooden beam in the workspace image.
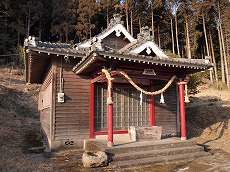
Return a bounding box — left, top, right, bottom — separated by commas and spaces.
91, 75, 107, 83
51, 57, 57, 140
90, 78, 95, 139
91, 71, 120, 83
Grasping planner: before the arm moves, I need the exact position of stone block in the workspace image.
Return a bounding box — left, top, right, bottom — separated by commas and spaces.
129, 126, 162, 141
82, 151, 108, 168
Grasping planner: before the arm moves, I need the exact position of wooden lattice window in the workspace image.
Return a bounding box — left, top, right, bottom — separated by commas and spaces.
94, 84, 150, 131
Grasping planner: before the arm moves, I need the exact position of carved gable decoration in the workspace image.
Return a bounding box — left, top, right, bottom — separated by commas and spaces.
130, 27, 168, 58
130, 41, 168, 58
77, 14, 135, 50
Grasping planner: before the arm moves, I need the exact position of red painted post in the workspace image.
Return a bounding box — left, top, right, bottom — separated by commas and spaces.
89, 79, 94, 139
179, 79, 186, 140
107, 80, 114, 147
149, 83, 155, 126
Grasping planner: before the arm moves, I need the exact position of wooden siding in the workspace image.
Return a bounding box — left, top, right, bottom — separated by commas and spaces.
40, 107, 51, 138
28, 52, 51, 83
38, 61, 52, 110
39, 62, 53, 139
40, 61, 53, 91
103, 31, 130, 50
54, 57, 90, 140
154, 82, 178, 135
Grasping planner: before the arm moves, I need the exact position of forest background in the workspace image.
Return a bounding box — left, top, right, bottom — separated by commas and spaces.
0, 0, 229, 89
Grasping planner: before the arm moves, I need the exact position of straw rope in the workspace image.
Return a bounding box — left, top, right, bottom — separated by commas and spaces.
119, 71, 177, 96
102, 69, 114, 104
101, 69, 189, 102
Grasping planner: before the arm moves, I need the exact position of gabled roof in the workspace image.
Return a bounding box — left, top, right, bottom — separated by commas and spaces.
77, 14, 135, 49
72, 51, 212, 75
118, 26, 167, 58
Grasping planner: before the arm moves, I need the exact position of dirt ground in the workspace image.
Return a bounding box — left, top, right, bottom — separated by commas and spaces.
1, 67, 230, 172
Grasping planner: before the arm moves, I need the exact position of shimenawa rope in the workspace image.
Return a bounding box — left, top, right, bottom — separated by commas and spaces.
101, 69, 189, 101
119, 71, 177, 96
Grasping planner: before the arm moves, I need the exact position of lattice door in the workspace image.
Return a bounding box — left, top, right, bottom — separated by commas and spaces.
94, 85, 150, 131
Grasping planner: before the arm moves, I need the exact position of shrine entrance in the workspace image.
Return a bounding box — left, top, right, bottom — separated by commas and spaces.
94, 84, 150, 132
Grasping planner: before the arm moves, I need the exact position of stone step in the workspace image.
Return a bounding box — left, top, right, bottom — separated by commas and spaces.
105, 140, 197, 154
111, 145, 204, 161
111, 151, 210, 168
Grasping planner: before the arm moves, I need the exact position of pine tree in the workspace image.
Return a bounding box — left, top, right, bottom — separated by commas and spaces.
167, 0, 181, 56
196, 0, 217, 83
99, 0, 119, 28
75, 0, 98, 41
178, 0, 194, 59
52, 0, 77, 43
212, 0, 230, 88
148, 0, 162, 42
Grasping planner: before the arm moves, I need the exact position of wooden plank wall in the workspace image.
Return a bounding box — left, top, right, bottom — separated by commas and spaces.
103, 32, 130, 50
39, 62, 53, 138
54, 57, 90, 140
40, 108, 51, 138
154, 83, 178, 135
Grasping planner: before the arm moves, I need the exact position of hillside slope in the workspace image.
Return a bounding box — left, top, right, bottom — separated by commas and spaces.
186, 84, 230, 153
0, 67, 53, 171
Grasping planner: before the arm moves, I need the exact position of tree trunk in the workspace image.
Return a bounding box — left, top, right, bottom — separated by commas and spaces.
39, 17, 42, 40
26, 8, 31, 38
125, 0, 129, 32
106, 4, 109, 27
202, 15, 212, 83
202, 15, 210, 56
158, 24, 160, 48
130, 9, 133, 36
151, 9, 154, 41
226, 33, 230, 64
171, 17, 175, 54
210, 33, 218, 82
185, 16, 191, 59
220, 25, 229, 89
218, 26, 225, 84
65, 30, 69, 43
89, 15, 91, 39
139, 17, 141, 32
17, 31, 20, 47
218, 1, 229, 89
175, 13, 180, 56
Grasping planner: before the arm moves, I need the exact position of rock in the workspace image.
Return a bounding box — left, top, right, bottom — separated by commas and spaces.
82, 151, 108, 168
84, 140, 105, 152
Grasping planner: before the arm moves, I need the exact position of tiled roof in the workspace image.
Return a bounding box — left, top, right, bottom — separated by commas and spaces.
73, 50, 213, 74
24, 36, 86, 56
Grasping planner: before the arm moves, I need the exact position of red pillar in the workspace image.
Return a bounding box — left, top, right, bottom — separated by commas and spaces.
179, 79, 186, 140
107, 81, 114, 147
89, 79, 94, 139
149, 83, 155, 126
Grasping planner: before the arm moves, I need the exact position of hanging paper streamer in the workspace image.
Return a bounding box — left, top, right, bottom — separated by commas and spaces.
160, 92, 165, 104
140, 91, 143, 106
